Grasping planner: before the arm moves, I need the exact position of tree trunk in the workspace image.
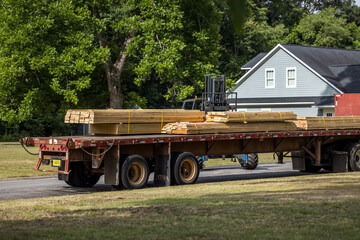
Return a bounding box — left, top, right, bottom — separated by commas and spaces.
105, 64, 123, 109
101, 32, 134, 109
91, 6, 134, 109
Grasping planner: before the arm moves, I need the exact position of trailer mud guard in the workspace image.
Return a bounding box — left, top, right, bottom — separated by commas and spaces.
104, 145, 120, 185
331, 151, 348, 173
154, 143, 171, 187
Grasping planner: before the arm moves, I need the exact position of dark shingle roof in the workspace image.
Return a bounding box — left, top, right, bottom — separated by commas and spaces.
239, 44, 360, 93
241, 52, 267, 69
282, 44, 360, 93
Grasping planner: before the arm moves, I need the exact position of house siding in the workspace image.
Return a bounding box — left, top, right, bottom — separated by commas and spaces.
236, 106, 320, 117
234, 48, 339, 98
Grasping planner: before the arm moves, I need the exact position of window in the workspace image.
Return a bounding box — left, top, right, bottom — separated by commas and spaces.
265, 68, 275, 88
323, 109, 334, 117
286, 67, 296, 88
261, 108, 271, 112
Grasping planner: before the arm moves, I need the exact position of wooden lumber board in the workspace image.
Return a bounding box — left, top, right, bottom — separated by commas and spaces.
206, 111, 297, 123
294, 116, 360, 130
162, 121, 297, 134
89, 123, 164, 135
65, 109, 205, 124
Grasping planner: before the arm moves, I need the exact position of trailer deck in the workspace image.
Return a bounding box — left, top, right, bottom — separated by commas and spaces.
25, 129, 360, 147
22, 128, 360, 189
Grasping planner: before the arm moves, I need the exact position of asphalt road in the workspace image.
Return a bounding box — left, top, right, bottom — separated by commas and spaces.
0, 162, 310, 201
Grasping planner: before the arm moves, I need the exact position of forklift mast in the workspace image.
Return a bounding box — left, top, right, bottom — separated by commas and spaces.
202, 75, 237, 112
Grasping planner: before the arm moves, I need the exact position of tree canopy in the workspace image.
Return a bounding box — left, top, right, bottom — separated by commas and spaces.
0, 0, 360, 138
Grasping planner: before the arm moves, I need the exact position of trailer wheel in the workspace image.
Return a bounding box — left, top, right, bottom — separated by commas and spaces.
348, 143, 360, 171
121, 155, 150, 189
238, 153, 258, 170
65, 162, 100, 187
172, 152, 199, 185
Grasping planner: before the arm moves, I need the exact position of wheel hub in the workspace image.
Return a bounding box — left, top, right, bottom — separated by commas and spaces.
180, 159, 196, 181
128, 162, 145, 184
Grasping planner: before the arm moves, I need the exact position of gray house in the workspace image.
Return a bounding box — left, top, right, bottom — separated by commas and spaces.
232, 44, 360, 116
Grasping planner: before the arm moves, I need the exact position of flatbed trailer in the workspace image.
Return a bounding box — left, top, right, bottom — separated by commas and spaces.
22, 129, 360, 189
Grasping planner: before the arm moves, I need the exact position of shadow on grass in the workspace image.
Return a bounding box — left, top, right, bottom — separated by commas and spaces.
1, 175, 360, 239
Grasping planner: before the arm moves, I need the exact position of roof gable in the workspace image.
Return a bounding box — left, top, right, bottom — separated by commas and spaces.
281, 44, 360, 92
241, 52, 267, 70
236, 44, 360, 93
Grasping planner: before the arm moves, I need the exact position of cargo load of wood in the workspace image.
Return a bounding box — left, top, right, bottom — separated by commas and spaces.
65, 109, 205, 124
65, 109, 205, 135
206, 111, 297, 123
163, 111, 298, 134
295, 116, 360, 130
162, 121, 297, 134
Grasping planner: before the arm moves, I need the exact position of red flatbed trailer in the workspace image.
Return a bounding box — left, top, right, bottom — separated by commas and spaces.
22, 129, 360, 189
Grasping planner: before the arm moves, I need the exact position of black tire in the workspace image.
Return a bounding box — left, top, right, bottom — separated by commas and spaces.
65, 162, 100, 187
172, 152, 200, 185
238, 153, 258, 170
121, 155, 150, 189
348, 143, 360, 171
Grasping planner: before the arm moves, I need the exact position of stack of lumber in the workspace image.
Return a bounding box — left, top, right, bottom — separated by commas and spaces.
206, 111, 297, 123
88, 123, 165, 135
295, 116, 360, 130
162, 121, 298, 134
65, 109, 205, 135
163, 111, 298, 135
65, 109, 205, 124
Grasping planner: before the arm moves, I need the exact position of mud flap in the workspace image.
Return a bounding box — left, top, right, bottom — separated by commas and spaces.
154, 143, 171, 187
58, 173, 69, 181
291, 151, 305, 171
104, 145, 120, 185
154, 155, 171, 187
331, 151, 348, 173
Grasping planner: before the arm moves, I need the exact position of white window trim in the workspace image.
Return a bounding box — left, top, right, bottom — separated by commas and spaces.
286, 67, 297, 88
265, 68, 275, 88
261, 108, 271, 112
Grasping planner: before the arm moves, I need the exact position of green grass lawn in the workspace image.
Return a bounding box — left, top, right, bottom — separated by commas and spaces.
0, 172, 359, 239
0, 142, 55, 178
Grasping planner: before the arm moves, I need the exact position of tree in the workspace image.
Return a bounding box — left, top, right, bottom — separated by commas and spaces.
220, 0, 288, 82
124, 0, 223, 105
287, 7, 360, 48
0, 0, 108, 123
0, 0, 226, 125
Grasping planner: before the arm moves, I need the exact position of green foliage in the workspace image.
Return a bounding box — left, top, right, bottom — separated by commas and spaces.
227, 0, 252, 35
123, 92, 148, 109
1, 0, 360, 137
252, 0, 308, 28
287, 8, 360, 48
220, 1, 288, 82
0, 0, 108, 123
126, 0, 223, 103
